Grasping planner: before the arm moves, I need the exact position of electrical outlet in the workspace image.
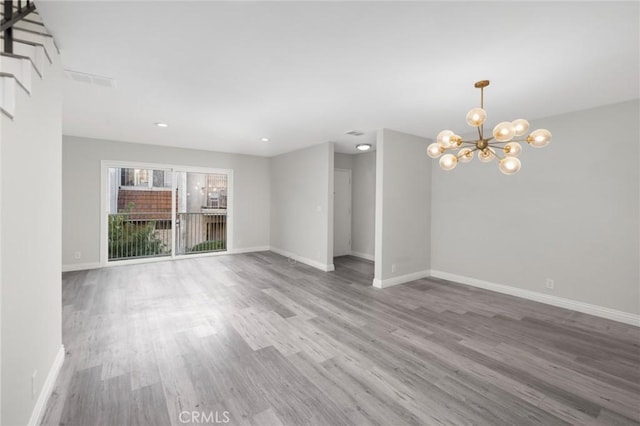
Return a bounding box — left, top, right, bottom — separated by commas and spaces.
31, 370, 38, 399
545, 278, 554, 289
391, 264, 397, 273
74, 251, 81, 259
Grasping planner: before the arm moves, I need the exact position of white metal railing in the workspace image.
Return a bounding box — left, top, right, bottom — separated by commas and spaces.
108, 211, 227, 261
176, 211, 227, 255
107, 212, 171, 261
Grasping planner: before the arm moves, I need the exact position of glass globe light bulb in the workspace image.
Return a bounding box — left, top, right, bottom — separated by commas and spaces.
466, 108, 487, 127
427, 143, 443, 158
478, 149, 495, 163
450, 134, 462, 147
527, 129, 552, 148
492, 121, 516, 142
458, 148, 473, 163
439, 153, 458, 171
512, 119, 530, 136
436, 130, 454, 148
503, 142, 522, 157
499, 157, 522, 175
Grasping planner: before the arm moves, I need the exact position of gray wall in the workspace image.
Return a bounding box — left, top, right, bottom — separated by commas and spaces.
431, 100, 640, 315
62, 136, 271, 267
1, 49, 62, 423
334, 153, 353, 170
271, 142, 334, 270
352, 151, 376, 259
375, 129, 432, 286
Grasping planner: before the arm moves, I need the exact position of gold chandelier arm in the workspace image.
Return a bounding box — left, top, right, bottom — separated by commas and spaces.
456, 147, 479, 158
489, 147, 505, 160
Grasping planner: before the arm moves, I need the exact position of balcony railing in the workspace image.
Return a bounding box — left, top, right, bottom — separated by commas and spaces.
108, 211, 227, 261
108, 212, 172, 261
176, 211, 227, 255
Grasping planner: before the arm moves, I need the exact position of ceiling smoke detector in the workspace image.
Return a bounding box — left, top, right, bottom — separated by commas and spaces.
345, 130, 365, 137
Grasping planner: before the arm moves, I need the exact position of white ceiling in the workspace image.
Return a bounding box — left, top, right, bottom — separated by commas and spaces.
37, 1, 639, 157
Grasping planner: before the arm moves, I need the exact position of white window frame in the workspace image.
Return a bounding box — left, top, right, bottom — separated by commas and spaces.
100, 160, 234, 267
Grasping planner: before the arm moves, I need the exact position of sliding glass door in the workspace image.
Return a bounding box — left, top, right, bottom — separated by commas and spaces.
175, 171, 228, 255
106, 166, 173, 261
103, 162, 231, 264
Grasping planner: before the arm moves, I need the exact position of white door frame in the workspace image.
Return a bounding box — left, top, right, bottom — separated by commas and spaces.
100, 160, 234, 267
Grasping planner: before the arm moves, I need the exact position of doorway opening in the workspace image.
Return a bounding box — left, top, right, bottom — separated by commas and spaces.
333, 150, 376, 281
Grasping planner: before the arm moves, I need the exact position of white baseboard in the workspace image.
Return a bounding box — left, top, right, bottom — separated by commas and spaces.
28, 345, 65, 426
269, 247, 335, 272
430, 270, 640, 327
373, 269, 431, 289
61, 262, 101, 272
350, 251, 374, 261
229, 246, 270, 254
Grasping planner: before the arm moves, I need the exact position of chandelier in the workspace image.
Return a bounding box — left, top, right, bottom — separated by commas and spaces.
427, 80, 552, 175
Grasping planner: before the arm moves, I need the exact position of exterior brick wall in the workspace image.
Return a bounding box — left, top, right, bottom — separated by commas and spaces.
118, 189, 174, 220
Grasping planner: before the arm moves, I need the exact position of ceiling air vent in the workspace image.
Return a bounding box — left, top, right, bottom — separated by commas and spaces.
65, 70, 116, 89
345, 130, 365, 136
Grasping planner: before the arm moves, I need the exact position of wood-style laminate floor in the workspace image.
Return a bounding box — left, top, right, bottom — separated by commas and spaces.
42, 252, 640, 426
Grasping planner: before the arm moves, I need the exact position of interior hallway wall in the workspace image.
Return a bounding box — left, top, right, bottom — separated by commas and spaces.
374, 129, 432, 287
271, 142, 334, 271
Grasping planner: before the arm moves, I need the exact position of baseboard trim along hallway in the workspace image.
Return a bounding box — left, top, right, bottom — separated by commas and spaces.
28, 345, 65, 426
269, 247, 335, 272
350, 251, 374, 261
61, 262, 102, 272
373, 270, 431, 289
430, 270, 640, 327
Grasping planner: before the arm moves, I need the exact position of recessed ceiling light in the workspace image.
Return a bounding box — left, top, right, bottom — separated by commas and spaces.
261, 137, 270, 142
356, 144, 372, 151
155, 122, 169, 128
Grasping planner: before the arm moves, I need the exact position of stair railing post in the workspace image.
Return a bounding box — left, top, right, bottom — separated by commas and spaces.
3, 0, 13, 54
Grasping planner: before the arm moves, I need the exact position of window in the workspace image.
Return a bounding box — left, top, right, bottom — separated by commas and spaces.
119, 168, 171, 189
204, 174, 228, 208
152, 170, 166, 187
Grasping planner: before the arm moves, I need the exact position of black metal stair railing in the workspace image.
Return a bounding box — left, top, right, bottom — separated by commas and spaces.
1, 0, 37, 54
